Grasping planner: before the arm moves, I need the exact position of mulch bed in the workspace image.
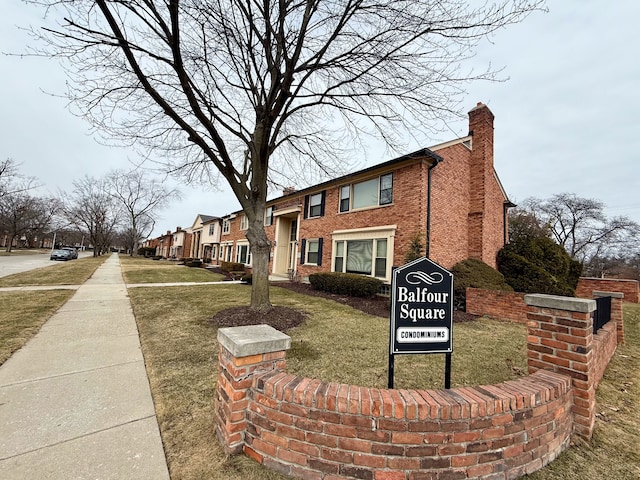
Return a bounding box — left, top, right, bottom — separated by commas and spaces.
209, 281, 478, 330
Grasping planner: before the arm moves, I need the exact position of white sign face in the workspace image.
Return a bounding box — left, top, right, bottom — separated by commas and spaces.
396, 327, 450, 343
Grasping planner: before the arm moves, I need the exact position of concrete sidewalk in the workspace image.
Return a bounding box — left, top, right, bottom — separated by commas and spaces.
0, 254, 170, 479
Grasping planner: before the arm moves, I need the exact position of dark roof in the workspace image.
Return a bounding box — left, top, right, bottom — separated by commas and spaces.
269, 147, 443, 204
199, 214, 218, 223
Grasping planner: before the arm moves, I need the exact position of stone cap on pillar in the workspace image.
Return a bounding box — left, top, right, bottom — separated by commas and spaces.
218, 324, 291, 357
592, 290, 624, 299
524, 294, 596, 313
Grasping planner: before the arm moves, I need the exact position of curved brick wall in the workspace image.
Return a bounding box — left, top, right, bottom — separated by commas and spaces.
243, 370, 572, 480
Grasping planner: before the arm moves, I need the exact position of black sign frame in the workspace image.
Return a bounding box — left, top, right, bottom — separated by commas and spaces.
388, 257, 454, 388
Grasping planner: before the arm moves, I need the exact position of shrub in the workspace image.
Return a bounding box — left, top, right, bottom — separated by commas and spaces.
185, 258, 203, 268
241, 273, 252, 284
497, 237, 582, 296
220, 261, 245, 273
403, 231, 424, 264
152, 255, 163, 261
450, 259, 513, 311
308, 272, 383, 298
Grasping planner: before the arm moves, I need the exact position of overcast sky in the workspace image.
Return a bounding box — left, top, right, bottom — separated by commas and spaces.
2, 2, 639, 238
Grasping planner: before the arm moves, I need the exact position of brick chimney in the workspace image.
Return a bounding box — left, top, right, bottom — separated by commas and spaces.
467, 102, 495, 263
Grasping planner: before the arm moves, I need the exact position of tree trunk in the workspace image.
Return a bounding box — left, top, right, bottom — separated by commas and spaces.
6, 235, 15, 253
246, 216, 272, 312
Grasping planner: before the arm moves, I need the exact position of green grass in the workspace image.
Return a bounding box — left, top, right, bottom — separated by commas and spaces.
0, 290, 75, 365
120, 256, 225, 283
0, 255, 109, 287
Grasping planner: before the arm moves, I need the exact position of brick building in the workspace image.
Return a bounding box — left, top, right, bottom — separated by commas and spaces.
217, 102, 511, 283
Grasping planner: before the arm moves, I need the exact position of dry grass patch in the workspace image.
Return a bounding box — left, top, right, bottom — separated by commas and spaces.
0, 249, 49, 256
129, 283, 528, 480
0, 255, 108, 287
120, 256, 225, 284
0, 290, 75, 365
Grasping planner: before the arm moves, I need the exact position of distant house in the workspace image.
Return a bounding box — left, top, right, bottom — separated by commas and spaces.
169, 227, 192, 259
189, 214, 221, 262
217, 103, 512, 283
155, 230, 174, 258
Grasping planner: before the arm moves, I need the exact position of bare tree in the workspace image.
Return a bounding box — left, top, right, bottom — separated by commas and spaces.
62, 176, 122, 256
28, 0, 544, 311
0, 190, 56, 252
518, 193, 639, 268
108, 169, 180, 255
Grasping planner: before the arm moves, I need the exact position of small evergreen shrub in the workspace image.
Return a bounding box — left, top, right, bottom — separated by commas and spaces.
185, 258, 203, 268
451, 259, 513, 311
220, 261, 245, 272
152, 255, 163, 260
241, 273, 252, 284
308, 272, 383, 298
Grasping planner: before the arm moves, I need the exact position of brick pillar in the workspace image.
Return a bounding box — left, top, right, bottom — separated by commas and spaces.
524, 294, 597, 439
215, 324, 291, 454
593, 291, 625, 345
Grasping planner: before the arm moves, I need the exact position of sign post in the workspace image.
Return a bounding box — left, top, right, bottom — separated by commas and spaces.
388, 257, 454, 389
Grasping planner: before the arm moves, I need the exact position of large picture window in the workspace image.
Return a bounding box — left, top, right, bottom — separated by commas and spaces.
339, 173, 393, 212
333, 238, 388, 279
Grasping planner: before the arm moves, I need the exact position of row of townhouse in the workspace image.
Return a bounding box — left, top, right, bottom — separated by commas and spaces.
146, 103, 512, 284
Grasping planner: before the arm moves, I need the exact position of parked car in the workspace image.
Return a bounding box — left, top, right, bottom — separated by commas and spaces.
62, 247, 78, 259
50, 249, 73, 261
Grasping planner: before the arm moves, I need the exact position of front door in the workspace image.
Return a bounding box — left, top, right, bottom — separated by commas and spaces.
287, 220, 298, 272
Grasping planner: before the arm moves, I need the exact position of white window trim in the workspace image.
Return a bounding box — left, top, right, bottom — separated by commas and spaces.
304, 238, 320, 266
235, 240, 252, 266
240, 215, 248, 230
339, 173, 394, 213
222, 219, 231, 234
331, 226, 396, 281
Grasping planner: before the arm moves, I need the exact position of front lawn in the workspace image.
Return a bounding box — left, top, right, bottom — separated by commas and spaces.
120, 256, 225, 283
129, 283, 640, 480
0, 254, 109, 287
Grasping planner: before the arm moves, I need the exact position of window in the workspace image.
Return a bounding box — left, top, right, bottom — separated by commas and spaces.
240, 215, 248, 230
225, 244, 232, 262
301, 238, 323, 265
264, 206, 274, 226
304, 191, 326, 218
209, 224, 216, 235
339, 186, 350, 212
222, 219, 230, 234
211, 245, 217, 259
339, 173, 393, 212
333, 237, 390, 279
236, 243, 251, 265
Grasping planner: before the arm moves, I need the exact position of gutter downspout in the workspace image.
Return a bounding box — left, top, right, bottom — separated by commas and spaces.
426, 158, 443, 258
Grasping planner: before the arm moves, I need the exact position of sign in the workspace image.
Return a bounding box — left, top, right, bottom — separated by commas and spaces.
390, 257, 453, 354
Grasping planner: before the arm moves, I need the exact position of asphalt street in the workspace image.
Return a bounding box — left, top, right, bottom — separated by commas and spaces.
0, 250, 93, 278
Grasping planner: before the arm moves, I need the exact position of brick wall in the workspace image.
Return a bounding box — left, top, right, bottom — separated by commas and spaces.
524, 294, 620, 438
215, 325, 575, 480
576, 277, 639, 303
466, 288, 528, 324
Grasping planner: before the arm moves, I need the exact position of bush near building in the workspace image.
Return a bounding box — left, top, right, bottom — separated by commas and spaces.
309, 272, 383, 298
451, 258, 513, 311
